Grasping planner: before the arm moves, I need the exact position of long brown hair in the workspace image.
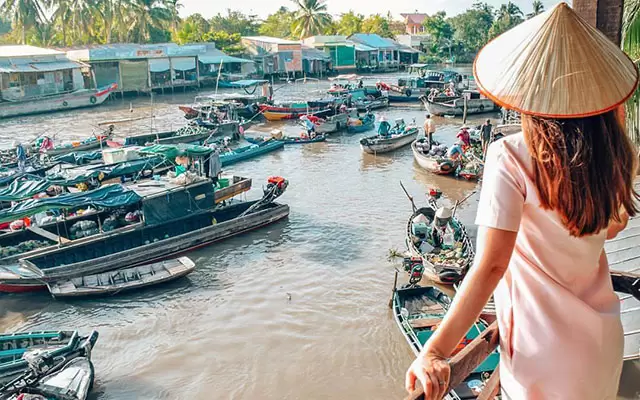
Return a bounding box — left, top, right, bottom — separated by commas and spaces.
522, 109, 640, 237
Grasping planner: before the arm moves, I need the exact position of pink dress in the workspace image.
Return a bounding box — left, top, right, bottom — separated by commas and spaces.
475, 133, 623, 399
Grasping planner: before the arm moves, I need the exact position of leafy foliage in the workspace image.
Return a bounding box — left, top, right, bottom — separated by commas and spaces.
335, 11, 363, 36
259, 6, 295, 38
291, 0, 332, 39
362, 14, 393, 38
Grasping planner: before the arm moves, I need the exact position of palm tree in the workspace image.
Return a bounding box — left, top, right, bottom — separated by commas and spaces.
291, 0, 332, 39
0, 0, 45, 43
527, 0, 544, 19
126, 0, 171, 42
622, 0, 640, 145
163, 0, 181, 34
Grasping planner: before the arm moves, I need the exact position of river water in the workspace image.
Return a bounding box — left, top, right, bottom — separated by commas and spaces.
0, 70, 636, 399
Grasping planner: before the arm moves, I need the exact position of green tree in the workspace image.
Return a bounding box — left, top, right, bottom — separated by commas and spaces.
202, 30, 244, 56
174, 21, 203, 43
527, 0, 544, 18
489, 2, 524, 38
210, 9, 258, 35
449, 2, 494, 56
362, 14, 392, 38
164, 0, 182, 34
126, 0, 171, 43
1, 0, 45, 43
622, 0, 640, 145
335, 11, 363, 36
259, 6, 294, 38
387, 11, 405, 36
422, 11, 453, 41
291, 0, 332, 39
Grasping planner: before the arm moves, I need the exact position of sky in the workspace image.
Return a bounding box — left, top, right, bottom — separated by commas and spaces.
179, 0, 568, 20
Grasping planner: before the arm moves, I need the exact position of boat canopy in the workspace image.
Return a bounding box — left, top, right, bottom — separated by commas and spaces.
0, 184, 142, 223
139, 144, 214, 159
221, 79, 268, 88
329, 74, 362, 81
52, 150, 103, 165
0, 178, 52, 202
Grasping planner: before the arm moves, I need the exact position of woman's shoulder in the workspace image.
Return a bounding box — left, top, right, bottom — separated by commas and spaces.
488, 132, 528, 159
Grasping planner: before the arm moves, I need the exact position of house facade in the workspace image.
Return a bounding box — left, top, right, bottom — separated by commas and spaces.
400, 13, 428, 35
241, 36, 302, 77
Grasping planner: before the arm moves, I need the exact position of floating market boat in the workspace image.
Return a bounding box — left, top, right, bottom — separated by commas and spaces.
392, 284, 499, 398
405, 195, 474, 284
179, 80, 269, 119
123, 125, 217, 147
48, 257, 195, 298
412, 139, 461, 175
220, 141, 285, 166
0, 84, 116, 119
244, 134, 326, 145
346, 114, 376, 133
0, 330, 97, 385
420, 90, 497, 117
359, 124, 419, 154
382, 69, 465, 103
42, 131, 114, 158
259, 102, 330, 121
0, 177, 289, 292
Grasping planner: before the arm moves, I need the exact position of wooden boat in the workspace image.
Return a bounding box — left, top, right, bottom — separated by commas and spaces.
346, 115, 375, 133
260, 103, 329, 121
421, 91, 497, 117
0, 330, 94, 384
0, 84, 116, 119
0, 178, 289, 292
23, 357, 95, 400
405, 201, 474, 284
392, 284, 499, 399
42, 132, 114, 158
48, 257, 195, 298
412, 139, 461, 175
220, 141, 284, 166
123, 126, 216, 147
359, 127, 419, 154
245, 135, 326, 145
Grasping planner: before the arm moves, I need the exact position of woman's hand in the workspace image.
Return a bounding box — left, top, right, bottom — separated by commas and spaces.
405, 350, 451, 400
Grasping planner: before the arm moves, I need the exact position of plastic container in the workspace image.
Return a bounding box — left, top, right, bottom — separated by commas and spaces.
412, 222, 430, 238
217, 178, 230, 188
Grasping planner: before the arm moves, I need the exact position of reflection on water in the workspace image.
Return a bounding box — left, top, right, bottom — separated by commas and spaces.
0, 69, 520, 399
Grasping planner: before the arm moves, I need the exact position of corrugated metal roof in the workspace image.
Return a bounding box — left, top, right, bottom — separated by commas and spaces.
0, 60, 85, 73
349, 34, 399, 50
0, 45, 63, 58
242, 36, 300, 45
199, 49, 253, 64
301, 47, 330, 61
351, 42, 376, 52
67, 43, 206, 61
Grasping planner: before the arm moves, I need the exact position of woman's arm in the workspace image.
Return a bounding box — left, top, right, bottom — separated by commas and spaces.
607, 208, 629, 240
406, 226, 518, 399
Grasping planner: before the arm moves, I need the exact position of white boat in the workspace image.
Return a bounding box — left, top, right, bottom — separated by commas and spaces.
0, 84, 116, 119
420, 90, 497, 117
411, 139, 460, 175
360, 127, 420, 154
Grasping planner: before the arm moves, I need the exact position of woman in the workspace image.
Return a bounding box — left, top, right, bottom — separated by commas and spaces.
405, 4, 639, 400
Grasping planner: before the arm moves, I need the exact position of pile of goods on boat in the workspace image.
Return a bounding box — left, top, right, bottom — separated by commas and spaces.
404, 189, 474, 284
412, 138, 483, 180
0, 330, 99, 400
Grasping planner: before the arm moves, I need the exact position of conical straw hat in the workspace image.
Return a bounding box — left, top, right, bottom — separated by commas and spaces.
473, 2, 638, 118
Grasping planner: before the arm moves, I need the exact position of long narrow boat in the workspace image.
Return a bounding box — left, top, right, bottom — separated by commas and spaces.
359, 127, 419, 154
346, 115, 376, 133
48, 257, 195, 298
420, 91, 497, 117
123, 126, 218, 146
42, 132, 114, 158
0, 178, 289, 292
244, 135, 326, 145
220, 141, 284, 166
405, 201, 474, 285
412, 139, 461, 175
259, 103, 329, 121
392, 284, 499, 399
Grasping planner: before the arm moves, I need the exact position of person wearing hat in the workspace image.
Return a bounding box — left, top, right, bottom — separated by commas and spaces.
405, 4, 639, 400
423, 115, 436, 146
455, 125, 471, 148
430, 207, 455, 248
377, 116, 391, 136
13, 141, 26, 172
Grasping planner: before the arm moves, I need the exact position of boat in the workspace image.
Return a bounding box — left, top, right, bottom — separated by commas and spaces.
245, 134, 326, 145
412, 139, 461, 175
259, 102, 330, 121
41, 129, 114, 158
48, 257, 195, 298
220, 141, 285, 166
392, 283, 499, 399
346, 114, 376, 133
0, 84, 116, 119
405, 191, 474, 284
0, 331, 98, 400
0, 330, 96, 385
123, 125, 218, 147
359, 124, 420, 154
179, 94, 264, 121
0, 177, 289, 292
420, 90, 497, 117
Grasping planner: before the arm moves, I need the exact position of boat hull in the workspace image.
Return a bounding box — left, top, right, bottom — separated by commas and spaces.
260, 105, 327, 121
0, 85, 115, 119
412, 140, 459, 175
43, 134, 113, 157
422, 97, 497, 116
220, 141, 284, 166
360, 129, 419, 154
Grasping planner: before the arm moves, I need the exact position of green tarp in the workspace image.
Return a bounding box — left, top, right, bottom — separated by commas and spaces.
139, 144, 213, 159
0, 184, 142, 223
0, 179, 52, 202
52, 151, 103, 165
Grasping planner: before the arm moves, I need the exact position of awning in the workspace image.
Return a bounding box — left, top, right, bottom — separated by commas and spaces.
0, 184, 142, 223
0, 60, 86, 73
222, 79, 268, 88
171, 57, 196, 71
199, 54, 254, 64
352, 43, 376, 52
149, 58, 171, 72
0, 178, 52, 202
398, 46, 421, 54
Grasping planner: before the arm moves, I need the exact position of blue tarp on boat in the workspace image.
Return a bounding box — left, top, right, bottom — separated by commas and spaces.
0, 185, 142, 223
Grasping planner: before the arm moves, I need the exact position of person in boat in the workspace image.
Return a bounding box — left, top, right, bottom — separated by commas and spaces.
405, 4, 638, 400
206, 147, 221, 185
300, 116, 317, 139
423, 114, 436, 146
378, 116, 391, 136
446, 141, 464, 160
358, 79, 364, 88
448, 81, 456, 94
456, 126, 471, 148
14, 141, 26, 172
481, 118, 493, 155
429, 207, 455, 249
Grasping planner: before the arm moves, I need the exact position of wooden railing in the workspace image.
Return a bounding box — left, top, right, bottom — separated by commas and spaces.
403, 270, 640, 400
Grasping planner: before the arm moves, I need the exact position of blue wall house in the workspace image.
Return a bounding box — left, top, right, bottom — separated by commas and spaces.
348, 34, 400, 72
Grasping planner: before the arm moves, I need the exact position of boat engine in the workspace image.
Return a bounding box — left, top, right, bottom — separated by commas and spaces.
403, 257, 424, 286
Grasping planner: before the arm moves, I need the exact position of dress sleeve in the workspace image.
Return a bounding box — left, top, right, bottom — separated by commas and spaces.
475, 140, 525, 232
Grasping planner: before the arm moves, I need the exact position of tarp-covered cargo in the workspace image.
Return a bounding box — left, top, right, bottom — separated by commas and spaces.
139, 144, 213, 159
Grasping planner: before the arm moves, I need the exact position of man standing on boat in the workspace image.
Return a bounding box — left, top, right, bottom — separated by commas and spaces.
423, 115, 436, 146
481, 119, 493, 157
14, 141, 26, 172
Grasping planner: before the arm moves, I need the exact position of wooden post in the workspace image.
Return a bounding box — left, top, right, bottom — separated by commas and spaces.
573, 0, 624, 44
